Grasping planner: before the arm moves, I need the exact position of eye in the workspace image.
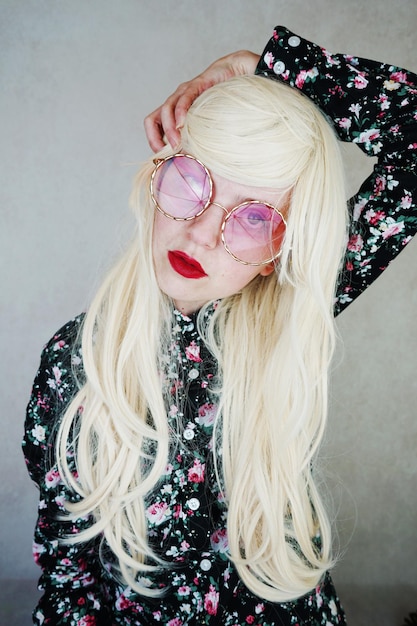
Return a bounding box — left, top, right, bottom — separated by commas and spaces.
245, 208, 270, 226
236, 203, 274, 229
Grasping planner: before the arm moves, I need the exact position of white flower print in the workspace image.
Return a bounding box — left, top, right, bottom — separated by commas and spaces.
31, 424, 46, 443
264, 51, 274, 69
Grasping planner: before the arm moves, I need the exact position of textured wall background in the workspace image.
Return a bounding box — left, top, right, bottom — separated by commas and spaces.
1, 0, 416, 623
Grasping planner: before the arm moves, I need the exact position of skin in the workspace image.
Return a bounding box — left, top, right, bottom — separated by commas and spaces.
152, 170, 287, 315
144, 51, 259, 151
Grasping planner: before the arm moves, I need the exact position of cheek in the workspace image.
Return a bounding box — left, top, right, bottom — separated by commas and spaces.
152, 211, 175, 249
218, 263, 264, 293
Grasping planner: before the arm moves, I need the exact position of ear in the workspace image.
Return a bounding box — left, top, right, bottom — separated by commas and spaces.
259, 262, 275, 277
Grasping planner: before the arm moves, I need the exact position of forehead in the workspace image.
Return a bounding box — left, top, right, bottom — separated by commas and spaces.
160, 153, 289, 207
210, 168, 287, 207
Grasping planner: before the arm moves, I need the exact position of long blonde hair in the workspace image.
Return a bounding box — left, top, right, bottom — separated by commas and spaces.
56, 75, 348, 602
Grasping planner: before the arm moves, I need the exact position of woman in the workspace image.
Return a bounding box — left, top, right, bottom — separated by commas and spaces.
24, 26, 417, 625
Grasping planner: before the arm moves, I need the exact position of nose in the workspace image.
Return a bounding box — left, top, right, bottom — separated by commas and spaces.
188, 202, 227, 249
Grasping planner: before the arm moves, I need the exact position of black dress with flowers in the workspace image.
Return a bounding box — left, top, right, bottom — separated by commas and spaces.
23, 28, 417, 626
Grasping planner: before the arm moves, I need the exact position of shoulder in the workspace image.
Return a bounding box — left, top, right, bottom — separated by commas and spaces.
23, 314, 86, 484
42, 314, 85, 361
35, 314, 86, 402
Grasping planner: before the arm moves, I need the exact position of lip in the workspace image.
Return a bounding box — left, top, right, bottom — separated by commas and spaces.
168, 250, 207, 279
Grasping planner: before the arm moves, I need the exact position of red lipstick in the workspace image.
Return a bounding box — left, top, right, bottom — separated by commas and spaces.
168, 250, 207, 279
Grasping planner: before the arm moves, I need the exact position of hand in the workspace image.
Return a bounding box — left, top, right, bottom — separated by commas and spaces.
144, 50, 260, 152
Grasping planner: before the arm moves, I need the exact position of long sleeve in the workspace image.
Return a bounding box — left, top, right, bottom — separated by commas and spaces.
23, 316, 114, 625
255, 26, 417, 315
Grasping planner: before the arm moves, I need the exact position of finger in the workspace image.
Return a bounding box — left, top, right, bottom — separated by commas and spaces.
172, 81, 206, 133
159, 97, 182, 149
144, 109, 167, 152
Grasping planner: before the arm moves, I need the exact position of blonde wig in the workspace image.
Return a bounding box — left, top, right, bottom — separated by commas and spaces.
56, 75, 348, 602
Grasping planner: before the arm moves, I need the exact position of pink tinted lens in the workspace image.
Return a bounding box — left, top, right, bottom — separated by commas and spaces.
223, 202, 285, 264
152, 155, 211, 218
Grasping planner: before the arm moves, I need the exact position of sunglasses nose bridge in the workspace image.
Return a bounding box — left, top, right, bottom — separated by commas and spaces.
208, 201, 229, 216
187, 200, 227, 250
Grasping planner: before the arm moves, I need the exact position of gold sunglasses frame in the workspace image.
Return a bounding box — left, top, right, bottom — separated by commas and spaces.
150, 153, 287, 266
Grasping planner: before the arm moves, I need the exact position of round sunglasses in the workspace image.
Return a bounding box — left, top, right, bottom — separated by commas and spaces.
150, 153, 286, 266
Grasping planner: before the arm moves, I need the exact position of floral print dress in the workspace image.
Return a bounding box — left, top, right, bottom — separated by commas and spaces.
23, 26, 417, 626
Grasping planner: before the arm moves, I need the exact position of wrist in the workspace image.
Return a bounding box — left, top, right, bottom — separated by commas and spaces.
231, 50, 260, 76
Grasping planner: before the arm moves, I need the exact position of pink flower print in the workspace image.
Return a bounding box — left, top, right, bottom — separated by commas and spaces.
169, 404, 178, 417
45, 468, 61, 488
264, 51, 274, 69
53, 340, 66, 351
354, 73, 368, 89
91, 587, 106, 607
185, 341, 202, 362
198, 402, 217, 427
325, 50, 341, 66
223, 565, 231, 582
255, 603, 265, 614
373, 175, 386, 195
210, 528, 229, 553
46, 366, 62, 390
36, 391, 50, 410
177, 585, 191, 597
187, 459, 205, 483
54, 494, 66, 509
365, 209, 386, 225
204, 584, 219, 616
379, 93, 390, 110
164, 463, 174, 475
77, 617, 97, 626
115, 593, 135, 610
273, 29, 279, 40
347, 234, 364, 252
390, 70, 408, 83
316, 587, 324, 608
173, 504, 183, 519
167, 619, 183, 626
357, 127, 381, 147
338, 117, 352, 130
401, 194, 412, 209
329, 85, 344, 98
32, 542, 46, 565
352, 196, 368, 221
381, 220, 405, 240
295, 70, 308, 89
146, 501, 171, 525
246, 616, 255, 624
71, 353, 82, 366
295, 67, 318, 89
52, 365, 62, 384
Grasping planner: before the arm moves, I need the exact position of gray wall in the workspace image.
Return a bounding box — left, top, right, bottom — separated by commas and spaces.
2, 0, 416, 623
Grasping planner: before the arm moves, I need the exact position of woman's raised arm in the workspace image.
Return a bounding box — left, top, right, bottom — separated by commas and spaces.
144, 50, 259, 151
